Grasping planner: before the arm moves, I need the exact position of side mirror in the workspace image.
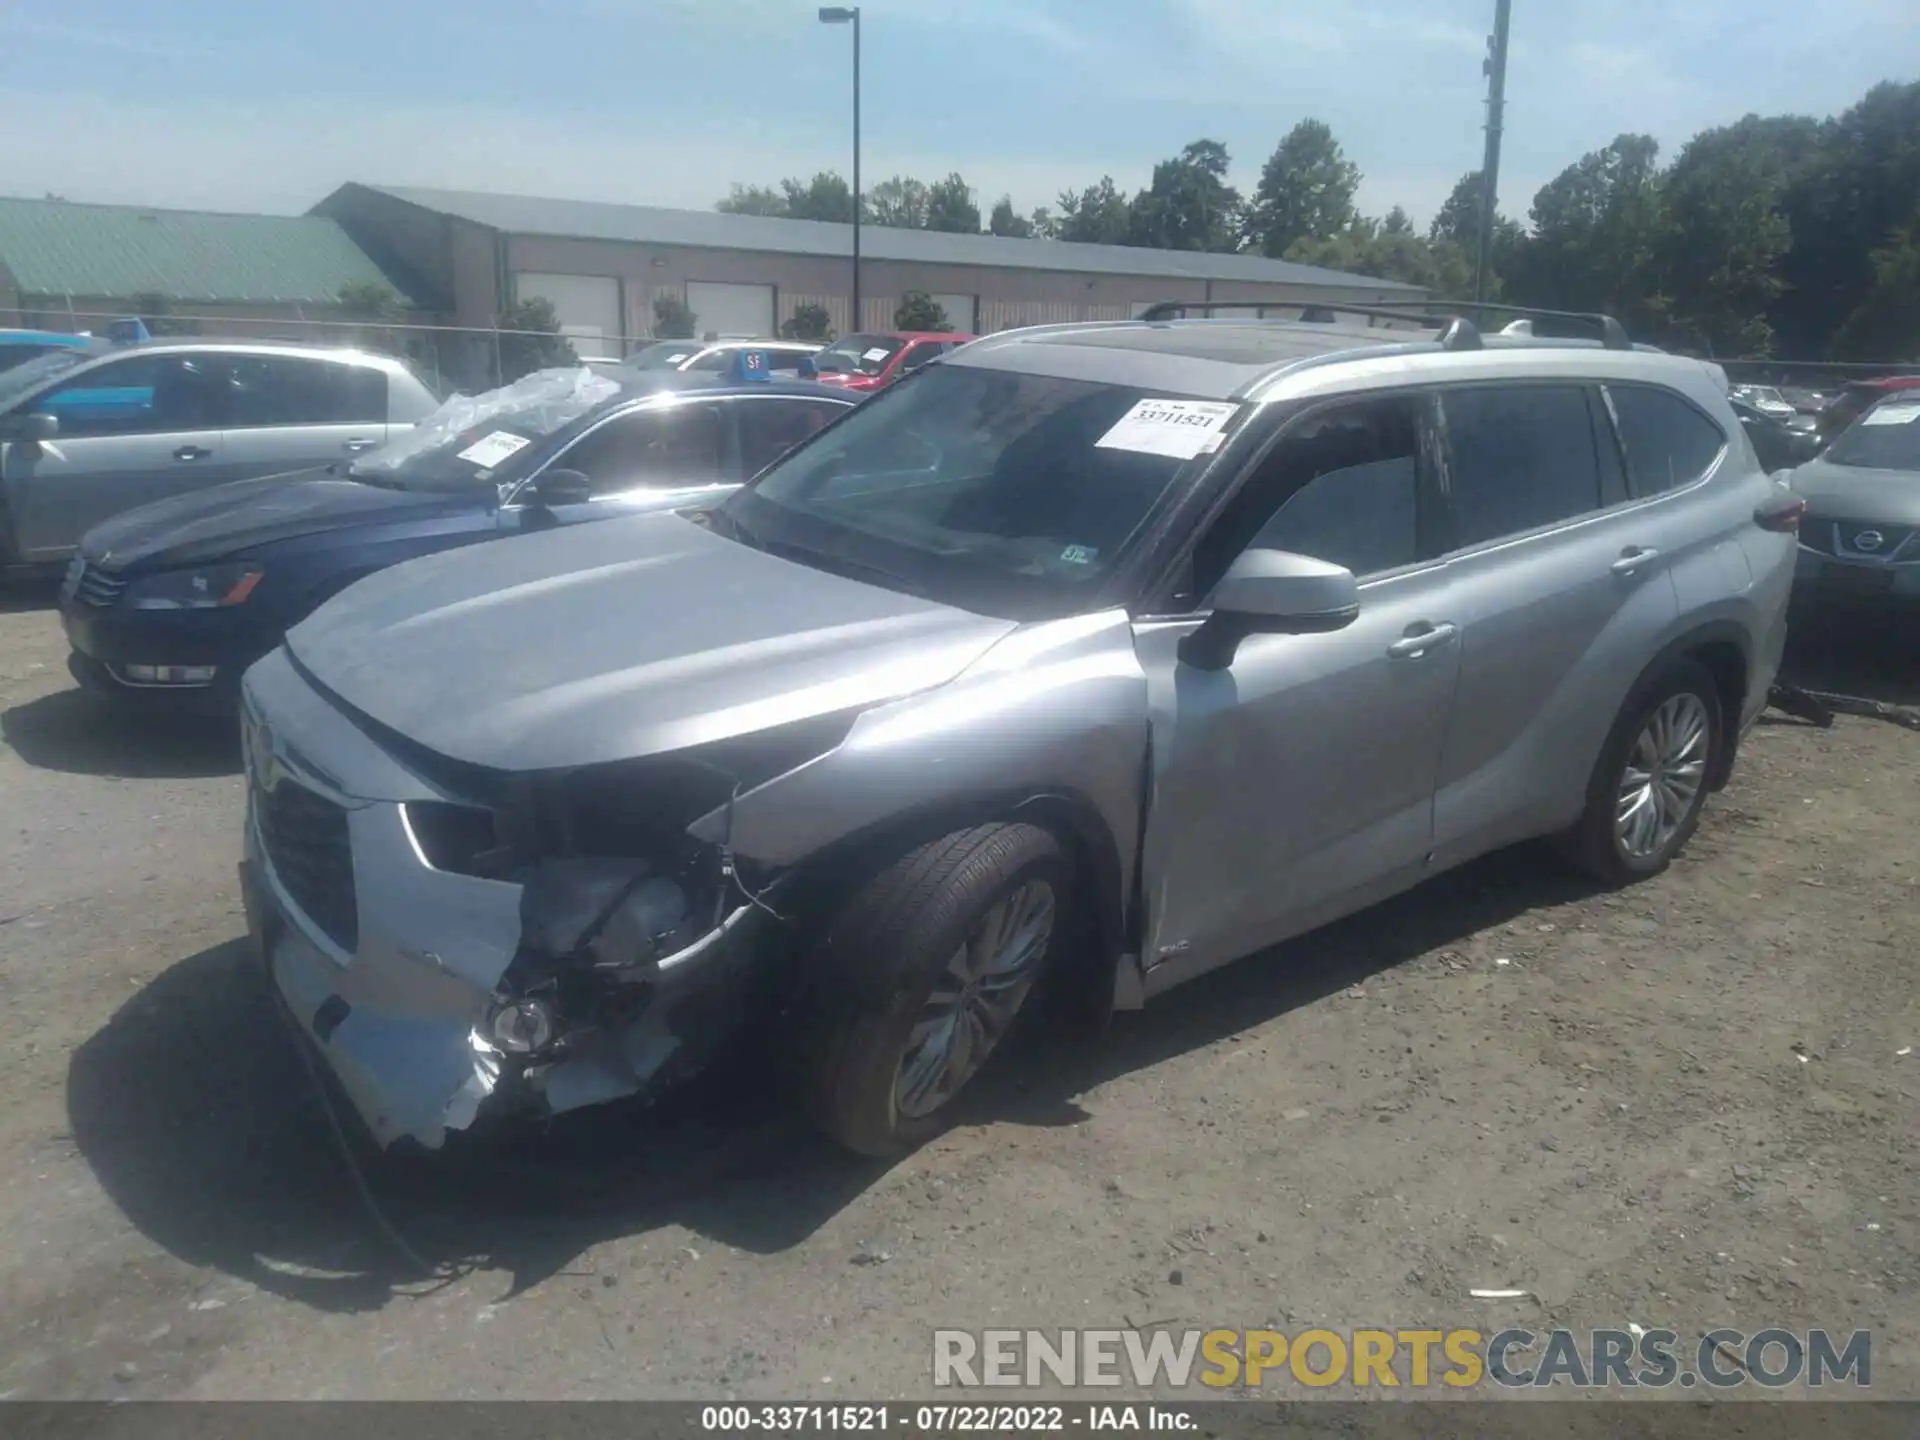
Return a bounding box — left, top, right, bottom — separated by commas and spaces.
528, 468, 593, 508
3, 411, 59, 443
796, 356, 819, 380
1179, 549, 1361, 671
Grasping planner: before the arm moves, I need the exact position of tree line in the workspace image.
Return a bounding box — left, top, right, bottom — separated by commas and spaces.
716, 78, 1920, 362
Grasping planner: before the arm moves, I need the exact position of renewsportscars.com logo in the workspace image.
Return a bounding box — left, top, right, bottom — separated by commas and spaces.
932, 1328, 1872, 1390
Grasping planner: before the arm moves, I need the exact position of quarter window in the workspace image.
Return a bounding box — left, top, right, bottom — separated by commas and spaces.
555, 402, 726, 495
1607, 386, 1727, 495
1442, 385, 1604, 548
225, 356, 387, 427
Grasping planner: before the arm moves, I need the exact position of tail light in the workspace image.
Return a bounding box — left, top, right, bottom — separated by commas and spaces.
1755, 493, 1806, 533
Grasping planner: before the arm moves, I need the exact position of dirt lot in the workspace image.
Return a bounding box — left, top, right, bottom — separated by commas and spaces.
0, 589, 1915, 1403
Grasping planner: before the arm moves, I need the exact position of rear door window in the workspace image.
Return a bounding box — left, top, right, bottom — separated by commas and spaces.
1441, 385, 1606, 548
1605, 386, 1727, 495
738, 398, 848, 475
225, 356, 387, 427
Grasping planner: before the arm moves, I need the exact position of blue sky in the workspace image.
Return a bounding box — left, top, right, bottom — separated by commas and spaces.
1, 0, 1915, 228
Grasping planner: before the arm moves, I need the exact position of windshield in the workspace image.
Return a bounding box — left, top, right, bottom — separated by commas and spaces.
349, 366, 623, 492
1824, 401, 1920, 472
812, 334, 906, 376
627, 341, 705, 371
720, 362, 1237, 619
0, 347, 96, 410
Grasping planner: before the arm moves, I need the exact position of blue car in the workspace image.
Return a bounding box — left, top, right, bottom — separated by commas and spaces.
59, 358, 860, 711
0, 327, 99, 375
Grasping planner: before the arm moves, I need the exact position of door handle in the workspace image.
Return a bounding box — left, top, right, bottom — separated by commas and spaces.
1611, 546, 1659, 576
343, 438, 378, 452
172, 445, 209, 461
1386, 622, 1458, 659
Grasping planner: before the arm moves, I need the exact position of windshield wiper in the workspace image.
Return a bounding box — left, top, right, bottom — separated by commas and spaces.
762, 538, 929, 597
706, 506, 763, 549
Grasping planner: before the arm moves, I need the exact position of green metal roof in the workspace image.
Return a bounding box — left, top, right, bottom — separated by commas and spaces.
0, 196, 411, 306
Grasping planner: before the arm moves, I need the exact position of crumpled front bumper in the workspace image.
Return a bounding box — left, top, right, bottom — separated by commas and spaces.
239, 647, 764, 1151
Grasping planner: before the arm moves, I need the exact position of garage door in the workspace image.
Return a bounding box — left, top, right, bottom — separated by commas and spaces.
514, 273, 621, 358
685, 282, 775, 341
929, 293, 977, 332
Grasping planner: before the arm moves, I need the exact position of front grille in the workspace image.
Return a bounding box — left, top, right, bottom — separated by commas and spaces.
1836, 522, 1914, 561
258, 778, 358, 952
67, 558, 129, 607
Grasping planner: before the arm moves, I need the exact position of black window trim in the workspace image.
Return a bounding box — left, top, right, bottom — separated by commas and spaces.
1598, 380, 1731, 503
1137, 385, 1450, 619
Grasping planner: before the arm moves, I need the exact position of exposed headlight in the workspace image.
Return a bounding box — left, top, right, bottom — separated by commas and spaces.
486, 998, 557, 1054
127, 564, 264, 610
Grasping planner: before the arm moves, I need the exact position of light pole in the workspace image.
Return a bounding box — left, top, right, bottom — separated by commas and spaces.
819, 6, 862, 331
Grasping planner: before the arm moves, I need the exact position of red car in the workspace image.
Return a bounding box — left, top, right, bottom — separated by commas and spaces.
809, 331, 976, 393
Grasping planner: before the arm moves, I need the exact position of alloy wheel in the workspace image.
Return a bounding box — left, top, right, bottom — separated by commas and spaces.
1615, 692, 1711, 860
893, 880, 1056, 1120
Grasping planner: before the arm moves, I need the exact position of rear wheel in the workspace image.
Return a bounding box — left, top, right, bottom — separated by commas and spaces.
799, 823, 1069, 1157
1563, 659, 1722, 886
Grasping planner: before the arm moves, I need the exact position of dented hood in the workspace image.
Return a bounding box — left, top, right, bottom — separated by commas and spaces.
284, 509, 1017, 772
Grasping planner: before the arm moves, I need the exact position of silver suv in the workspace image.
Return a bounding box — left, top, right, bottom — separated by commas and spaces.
238, 305, 1799, 1158
0, 339, 439, 571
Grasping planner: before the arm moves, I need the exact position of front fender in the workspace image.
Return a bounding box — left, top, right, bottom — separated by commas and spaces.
689, 609, 1151, 942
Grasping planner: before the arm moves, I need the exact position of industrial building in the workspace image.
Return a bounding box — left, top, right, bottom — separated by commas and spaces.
0, 195, 412, 332
316, 183, 1427, 355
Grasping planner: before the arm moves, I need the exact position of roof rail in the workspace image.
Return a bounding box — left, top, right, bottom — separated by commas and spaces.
1136, 298, 1635, 352
1353, 298, 1633, 351
1136, 300, 1485, 351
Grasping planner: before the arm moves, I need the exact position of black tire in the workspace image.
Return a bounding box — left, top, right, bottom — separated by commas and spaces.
1562, 658, 1723, 886
799, 822, 1071, 1157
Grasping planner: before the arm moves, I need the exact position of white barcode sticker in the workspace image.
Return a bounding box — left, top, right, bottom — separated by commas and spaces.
1860, 404, 1920, 427
457, 430, 533, 466
1095, 399, 1238, 460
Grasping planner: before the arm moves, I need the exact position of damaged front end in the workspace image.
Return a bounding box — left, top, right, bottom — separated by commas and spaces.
460, 817, 783, 1136
244, 653, 839, 1151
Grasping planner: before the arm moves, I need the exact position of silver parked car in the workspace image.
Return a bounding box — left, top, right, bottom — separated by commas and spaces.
0, 339, 439, 572
238, 306, 1799, 1158
1786, 393, 1920, 610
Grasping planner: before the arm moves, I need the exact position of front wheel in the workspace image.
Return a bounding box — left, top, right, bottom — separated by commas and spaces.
799, 823, 1070, 1157
1562, 659, 1722, 886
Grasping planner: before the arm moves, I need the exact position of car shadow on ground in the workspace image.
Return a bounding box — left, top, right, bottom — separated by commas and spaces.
67, 843, 1600, 1315
1778, 609, 1920, 709
1, 687, 239, 779
0, 577, 59, 613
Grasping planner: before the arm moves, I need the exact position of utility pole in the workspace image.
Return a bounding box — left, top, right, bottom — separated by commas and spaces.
1474, 0, 1512, 306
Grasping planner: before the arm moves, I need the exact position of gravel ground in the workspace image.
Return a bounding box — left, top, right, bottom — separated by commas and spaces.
0, 588, 1915, 1403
